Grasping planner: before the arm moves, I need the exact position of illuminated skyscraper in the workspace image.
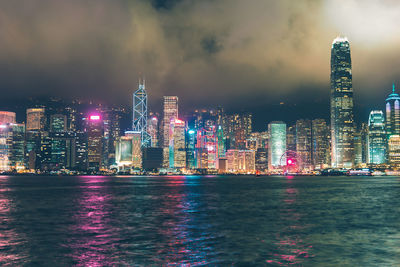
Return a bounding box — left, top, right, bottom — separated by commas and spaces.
330, 36, 355, 168
26, 108, 46, 131
186, 128, 197, 169
50, 114, 67, 132
0, 123, 25, 171
196, 124, 218, 169
169, 119, 186, 168
312, 119, 330, 169
9, 124, 25, 171
162, 96, 178, 146
386, 83, 400, 136
148, 116, 159, 147
388, 135, 400, 167
226, 149, 255, 173
133, 79, 151, 147
296, 119, 312, 170
86, 114, 103, 171
0, 112, 16, 125
225, 113, 252, 149
268, 121, 286, 170
116, 131, 142, 170
367, 110, 386, 165
217, 125, 225, 158
162, 96, 178, 167
286, 125, 296, 152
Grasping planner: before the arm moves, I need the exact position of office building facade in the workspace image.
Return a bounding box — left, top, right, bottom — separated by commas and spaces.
330, 37, 355, 168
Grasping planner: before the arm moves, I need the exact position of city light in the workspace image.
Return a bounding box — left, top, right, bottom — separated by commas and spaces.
89, 115, 100, 121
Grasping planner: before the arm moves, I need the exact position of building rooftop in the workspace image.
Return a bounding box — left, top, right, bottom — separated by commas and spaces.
332, 36, 349, 46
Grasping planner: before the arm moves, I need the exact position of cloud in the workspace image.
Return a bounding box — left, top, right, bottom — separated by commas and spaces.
0, 0, 399, 122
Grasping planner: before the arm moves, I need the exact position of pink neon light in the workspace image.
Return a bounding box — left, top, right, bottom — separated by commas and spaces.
89, 115, 100, 120
175, 119, 184, 124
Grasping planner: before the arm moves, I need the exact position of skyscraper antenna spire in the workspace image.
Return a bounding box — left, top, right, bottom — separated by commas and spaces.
393, 82, 395, 94
138, 74, 146, 87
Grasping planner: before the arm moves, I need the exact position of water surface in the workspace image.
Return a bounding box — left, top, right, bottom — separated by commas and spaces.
0, 175, 399, 266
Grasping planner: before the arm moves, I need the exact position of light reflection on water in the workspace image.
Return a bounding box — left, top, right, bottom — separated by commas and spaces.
67, 177, 119, 266
267, 177, 313, 265
155, 176, 212, 266
0, 175, 400, 265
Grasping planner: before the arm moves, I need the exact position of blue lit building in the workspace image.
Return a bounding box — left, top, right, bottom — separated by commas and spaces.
386, 83, 400, 136
133, 79, 151, 147
186, 128, 197, 169
268, 121, 286, 170
367, 110, 386, 165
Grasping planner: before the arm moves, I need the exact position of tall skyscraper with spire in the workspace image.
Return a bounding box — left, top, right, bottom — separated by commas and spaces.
330, 36, 355, 168
385, 83, 400, 136
133, 78, 151, 147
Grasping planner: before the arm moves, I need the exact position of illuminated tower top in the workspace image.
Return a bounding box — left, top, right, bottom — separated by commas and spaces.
386, 83, 400, 136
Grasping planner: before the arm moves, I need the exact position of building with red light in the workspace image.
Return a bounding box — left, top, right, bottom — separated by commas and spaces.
86, 114, 103, 171
0, 111, 16, 125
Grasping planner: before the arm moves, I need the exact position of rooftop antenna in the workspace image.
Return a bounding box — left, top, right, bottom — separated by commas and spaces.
393, 82, 395, 94
138, 72, 146, 86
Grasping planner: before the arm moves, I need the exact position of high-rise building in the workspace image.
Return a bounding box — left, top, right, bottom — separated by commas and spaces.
312, 119, 330, 169
169, 119, 186, 168
65, 106, 78, 132
286, 125, 296, 152
224, 113, 252, 149
0, 111, 16, 125
25, 130, 41, 170
330, 36, 355, 168
367, 110, 386, 165
386, 83, 400, 136
148, 116, 159, 148
388, 135, 400, 167
217, 125, 225, 158
133, 80, 151, 147
124, 131, 142, 169
50, 114, 67, 132
226, 149, 255, 173
162, 96, 178, 167
162, 96, 179, 147
354, 131, 363, 166
186, 128, 197, 169
360, 123, 368, 164
268, 121, 286, 170
296, 119, 312, 170
86, 114, 103, 171
105, 108, 123, 167
196, 124, 218, 169
74, 131, 88, 171
115, 133, 142, 171
255, 148, 267, 172
0, 123, 25, 171
142, 147, 163, 171
26, 108, 46, 131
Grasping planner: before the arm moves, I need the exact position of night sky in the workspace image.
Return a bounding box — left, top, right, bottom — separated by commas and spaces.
1, 0, 400, 130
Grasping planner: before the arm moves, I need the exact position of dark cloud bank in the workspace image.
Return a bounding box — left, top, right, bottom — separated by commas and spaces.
1, 0, 400, 129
